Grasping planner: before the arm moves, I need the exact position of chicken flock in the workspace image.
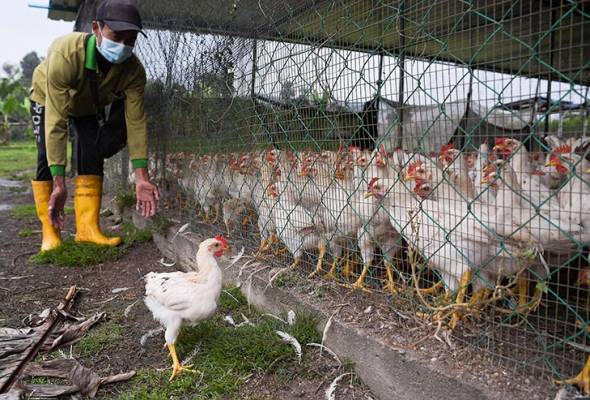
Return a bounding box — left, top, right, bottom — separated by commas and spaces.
137, 135, 590, 391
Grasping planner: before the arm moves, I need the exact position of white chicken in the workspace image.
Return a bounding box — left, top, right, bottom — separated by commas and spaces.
144, 236, 229, 381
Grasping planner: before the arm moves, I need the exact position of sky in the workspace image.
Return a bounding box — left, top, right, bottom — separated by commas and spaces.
0, 0, 74, 73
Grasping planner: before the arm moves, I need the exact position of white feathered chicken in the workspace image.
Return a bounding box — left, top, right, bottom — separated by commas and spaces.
144, 236, 229, 381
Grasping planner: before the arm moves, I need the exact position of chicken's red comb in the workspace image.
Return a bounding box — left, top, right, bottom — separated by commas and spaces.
367, 177, 379, 189
407, 159, 422, 173
495, 137, 508, 145
215, 235, 228, 247
440, 143, 454, 154
554, 144, 572, 154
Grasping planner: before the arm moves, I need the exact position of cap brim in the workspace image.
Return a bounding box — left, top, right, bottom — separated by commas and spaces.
104, 20, 147, 37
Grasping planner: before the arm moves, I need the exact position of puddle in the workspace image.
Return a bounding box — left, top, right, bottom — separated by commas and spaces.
0, 204, 14, 211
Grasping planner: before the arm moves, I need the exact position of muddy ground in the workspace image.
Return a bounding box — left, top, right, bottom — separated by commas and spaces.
0, 180, 374, 399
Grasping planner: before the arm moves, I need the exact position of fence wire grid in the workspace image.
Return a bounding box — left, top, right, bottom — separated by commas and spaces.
92, 0, 590, 388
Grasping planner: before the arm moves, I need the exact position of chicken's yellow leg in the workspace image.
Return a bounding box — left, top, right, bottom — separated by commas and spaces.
448, 271, 472, 331
341, 250, 355, 279
383, 261, 398, 294
325, 256, 339, 280
556, 355, 590, 394
210, 204, 220, 224
469, 288, 491, 308
351, 263, 371, 292
289, 256, 301, 269
308, 242, 327, 278
168, 343, 196, 381
253, 238, 271, 259
418, 281, 443, 295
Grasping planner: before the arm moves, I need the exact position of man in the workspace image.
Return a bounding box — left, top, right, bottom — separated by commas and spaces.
30, 0, 159, 252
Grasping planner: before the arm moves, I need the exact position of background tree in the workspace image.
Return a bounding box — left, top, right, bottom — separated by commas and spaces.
19, 51, 42, 88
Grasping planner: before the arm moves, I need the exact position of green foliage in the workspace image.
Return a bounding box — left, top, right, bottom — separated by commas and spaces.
11, 203, 73, 219
0, 138, 36, 180
0, 69, 30, 143
116, 288, 320, 399
30, 223, 151, 267
31, 238, 125, 267
76, 320, 123, 357
18, 228, 35, 237
115, 191, 137, 210
548, 115, 590, 137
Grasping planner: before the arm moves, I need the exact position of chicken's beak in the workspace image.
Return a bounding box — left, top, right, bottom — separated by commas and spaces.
545, 159, 558, 168
404, 174, 416, 182
586, 167, 590, 174
364, 190, 374, 199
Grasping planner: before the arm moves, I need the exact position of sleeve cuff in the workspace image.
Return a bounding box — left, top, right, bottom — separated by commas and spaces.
49, 165, 66, 176
131, 159, 148, 169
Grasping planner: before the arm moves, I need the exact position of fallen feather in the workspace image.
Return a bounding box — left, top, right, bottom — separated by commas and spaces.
224, 315, 236, 326
111, 287, 129, 294
159, 258, 176, 267
276, 331, 302, 363
172, 223, 191, 240
287, 310, 296, 326
124, 300, 139, 318
306, 343, 341, 365
263, 313, 287, 324
325, 372, 354, 400
320, 315, 334, 357
240, 313, 255, 327
225, 247, 245, 270
140, 327, 164, 347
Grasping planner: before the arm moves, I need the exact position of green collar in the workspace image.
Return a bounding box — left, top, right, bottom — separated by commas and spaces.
85, 34, 97, 71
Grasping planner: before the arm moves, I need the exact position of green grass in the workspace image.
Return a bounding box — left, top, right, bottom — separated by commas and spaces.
76, 319, 124, 357
30, 223, 151, 267
0, 140, 37, 179
116, 288, 320, 400
11, 203, 73, 219
0, 139, 73, 180
18, 228, 35, 237
115, 191, 137, 211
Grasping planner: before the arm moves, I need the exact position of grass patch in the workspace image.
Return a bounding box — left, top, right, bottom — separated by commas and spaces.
30, 223, 151, 267
0, 140, 37, 180
18, 228, 35, 237
76, 319, 123, 357
116, 288, 320, 400
115, 191, 136, 211
11, 203, 73, 219
31, 238, 125, 267
151, 214, 173, 234
0, 139, 73, 180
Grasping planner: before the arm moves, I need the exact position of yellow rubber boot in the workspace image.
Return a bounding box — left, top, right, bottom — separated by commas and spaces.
31, 180, 62, 252
74, 175, 121, 246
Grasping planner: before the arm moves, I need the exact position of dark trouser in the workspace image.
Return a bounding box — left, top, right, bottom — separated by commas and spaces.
32, 100, 126, 181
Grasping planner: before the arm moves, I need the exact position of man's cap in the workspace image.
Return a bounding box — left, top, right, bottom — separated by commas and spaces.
96, 0, 146, 37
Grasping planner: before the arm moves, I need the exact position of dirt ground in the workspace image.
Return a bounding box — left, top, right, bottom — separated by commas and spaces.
0, 180, 374, 399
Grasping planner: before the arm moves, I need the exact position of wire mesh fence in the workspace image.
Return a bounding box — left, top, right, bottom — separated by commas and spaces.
99, 0, 590, 388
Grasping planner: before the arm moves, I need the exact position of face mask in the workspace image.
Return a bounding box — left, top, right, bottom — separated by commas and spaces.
96, 26, 134, 64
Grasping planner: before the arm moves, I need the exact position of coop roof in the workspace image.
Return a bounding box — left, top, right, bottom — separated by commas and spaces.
67, 0, 590, 86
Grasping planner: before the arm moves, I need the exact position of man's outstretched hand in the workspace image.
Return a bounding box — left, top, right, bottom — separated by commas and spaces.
49, 176, 67, 229
135, 168, 160, 218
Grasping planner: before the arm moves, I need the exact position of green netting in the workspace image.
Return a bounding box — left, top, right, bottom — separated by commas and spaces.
94, 0, 590, 392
